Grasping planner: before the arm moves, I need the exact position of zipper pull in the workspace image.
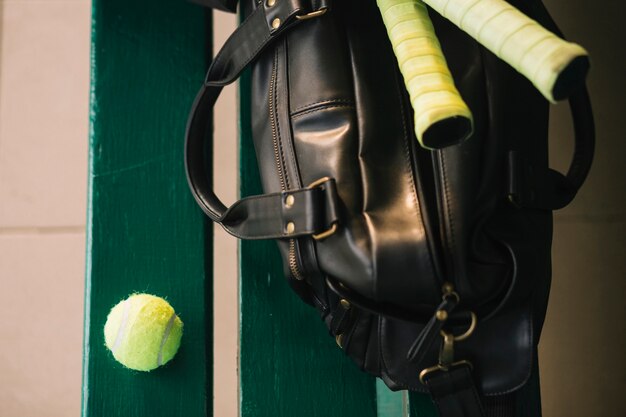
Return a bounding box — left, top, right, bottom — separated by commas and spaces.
406, 283, 459, 365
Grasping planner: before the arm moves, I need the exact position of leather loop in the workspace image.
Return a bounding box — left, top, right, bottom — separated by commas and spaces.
553, 87, 595, 209
526, 1, 595, 210
407, 296, 459, 365
506, 72, 594, 210
219, 179, 341, 240
185, 0, 335, 238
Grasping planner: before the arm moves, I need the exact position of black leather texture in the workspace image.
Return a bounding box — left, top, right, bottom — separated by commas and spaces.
424, 363, 486, 417
186, 0, 594, 405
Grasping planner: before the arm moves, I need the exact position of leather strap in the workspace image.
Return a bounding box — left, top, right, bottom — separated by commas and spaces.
507, 1, 595, 211
185, 0, 334, 239
407, 296, 459, 365
423, 364, 486, 417
506, 84, 594, 211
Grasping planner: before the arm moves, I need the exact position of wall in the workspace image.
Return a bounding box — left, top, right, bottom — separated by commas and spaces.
0, 0, 91, 416
539, 1, 626, 416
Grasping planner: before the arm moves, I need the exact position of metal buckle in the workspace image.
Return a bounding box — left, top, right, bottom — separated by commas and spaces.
295, 7, 328, 21
419, 310, 477, 385
419, 360, 474, 385
441, 311, 477, 343
307, 177, 338, 240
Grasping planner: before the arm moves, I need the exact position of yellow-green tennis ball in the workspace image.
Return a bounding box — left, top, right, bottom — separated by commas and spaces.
104, 294, 183, 371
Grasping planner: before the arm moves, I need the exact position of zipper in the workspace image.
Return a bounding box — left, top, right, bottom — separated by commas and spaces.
269, 46, 306, 281
432, 151, 456, 287
288, 239, 306, 281
269, 49, 287, 192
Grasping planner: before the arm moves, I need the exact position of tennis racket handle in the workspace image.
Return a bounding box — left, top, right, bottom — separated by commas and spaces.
378, 0, 474, 149
424, 0, 589, 102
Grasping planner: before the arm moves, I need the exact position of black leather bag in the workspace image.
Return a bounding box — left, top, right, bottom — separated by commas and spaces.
185, 0, 594, 415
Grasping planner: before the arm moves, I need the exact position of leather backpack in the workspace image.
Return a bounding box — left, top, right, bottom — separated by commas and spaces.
185, 0, 595, 415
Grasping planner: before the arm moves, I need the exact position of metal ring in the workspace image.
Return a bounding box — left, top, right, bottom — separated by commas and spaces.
308, 177, 338, 240
295, 7, 328, 21
307, 176, 331, 189
440, 311, 477, 342
419, 360, 473, 385
313, 223, 337, 240
442, 290, 460, 304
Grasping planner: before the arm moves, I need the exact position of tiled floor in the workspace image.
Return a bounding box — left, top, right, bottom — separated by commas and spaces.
0, 1, 90, 416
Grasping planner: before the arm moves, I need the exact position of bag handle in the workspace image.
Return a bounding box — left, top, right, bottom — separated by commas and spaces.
185, 0, 338, 239
538, 1, 595, 210
549, 87, 595, 209
506, 1, 595, 210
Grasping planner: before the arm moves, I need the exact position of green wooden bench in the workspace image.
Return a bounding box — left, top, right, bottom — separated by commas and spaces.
82, 1, 539, 415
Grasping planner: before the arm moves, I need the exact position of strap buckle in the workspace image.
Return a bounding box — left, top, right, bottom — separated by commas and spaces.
295, 7, 328, 21
307, 177, 338, 240
419, 360, 474, 385
419, 307, 477, 385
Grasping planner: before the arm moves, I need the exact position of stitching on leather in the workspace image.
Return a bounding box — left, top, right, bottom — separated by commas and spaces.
342, 17, 372, 304
223, 188, 316, 239
281, 39, 303, 189
210, 8, 266, 81
378, 316, 391, 379
487, 304, 535, 396
392, 64, 423, 260
359, 313, 373, 371
429, 377, 444, 413
292, 99, 355, 115
439, 151, 456, 276
465, 367, 486, 413
227, 231, 314, 240
290, 104, 355, 119
342, 310, 359, 353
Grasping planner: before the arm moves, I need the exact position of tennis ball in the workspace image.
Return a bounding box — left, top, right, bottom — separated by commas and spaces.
104, 293, 183, 371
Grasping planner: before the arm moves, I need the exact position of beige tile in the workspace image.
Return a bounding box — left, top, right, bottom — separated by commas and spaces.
539, 221, 626, 417
0, 1, 88, 3
0, 233, 85, 417
212, 11, 239, 417
0, 1, 90, 228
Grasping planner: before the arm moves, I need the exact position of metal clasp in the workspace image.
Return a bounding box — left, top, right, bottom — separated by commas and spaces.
307, 177, 338, 240
419, 310, 477, 384
295, 7, 328, 21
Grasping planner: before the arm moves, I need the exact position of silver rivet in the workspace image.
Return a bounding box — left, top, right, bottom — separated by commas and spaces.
340, 299, 351, 310
286, 222, 295, 234
271, 18, 281, 29
285, 194, 295, 208
267, 0, 276, 7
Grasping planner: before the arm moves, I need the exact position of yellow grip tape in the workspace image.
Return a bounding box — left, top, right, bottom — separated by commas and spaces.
377, 0, 474, 149
424, 0, 588, 102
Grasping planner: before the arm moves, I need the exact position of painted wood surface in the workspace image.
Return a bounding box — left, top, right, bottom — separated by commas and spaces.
377, 380, 409, 416
238, 68, 378, 417
82, 1, 211, 416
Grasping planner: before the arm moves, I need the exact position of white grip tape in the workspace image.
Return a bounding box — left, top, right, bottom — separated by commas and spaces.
377, 0, 473, 148
424, 0, 588, 102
